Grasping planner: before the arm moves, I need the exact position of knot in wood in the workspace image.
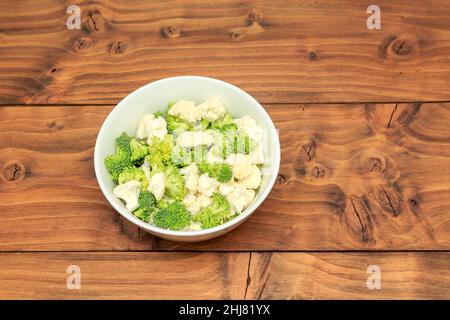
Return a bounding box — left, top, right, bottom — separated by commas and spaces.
2, 160, 25, 182
392, 39, 413, 56
73, 38, 92, 51
161, 26, 180, 38
248, 10, 263, 23
110, 41, 127, 55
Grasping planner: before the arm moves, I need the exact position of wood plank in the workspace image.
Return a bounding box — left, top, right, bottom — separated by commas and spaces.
0, 252, 448, 299
1, 103, 450, 250
0, 252, 249, 299
1, 0, 450, 104
246, 252, 450, 299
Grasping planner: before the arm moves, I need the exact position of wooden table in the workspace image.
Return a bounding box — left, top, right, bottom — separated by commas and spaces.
0, 0, 449, 299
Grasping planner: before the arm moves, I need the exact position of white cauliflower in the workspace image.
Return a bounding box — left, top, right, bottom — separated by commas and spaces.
238, 165, 261, 189
113, 180, 141, 212
148, 172, 165, 200
147, 116, 168, 143
198, 98, 226, 122
183, 192, 213, 214
179, 163, 199, 194
183, 192, 201, 214
176, 131, 214, 148
225, 184, 255, 213
136, 114, 155, 139
198, 173, 220, 197
169, 100, 201, 124
218, 181, 237, 196
197, 194, 213, 208
248, 142, 264, 165
235, 115, 264, 142
232, 163, 253, 180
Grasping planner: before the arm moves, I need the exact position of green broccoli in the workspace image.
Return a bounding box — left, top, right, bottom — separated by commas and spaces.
138, 190, 156, 210
198, 163, 232, 183
235, 134, 253, 154
104, 149, 132, 182
154, 110, 164, 118
194, 119, 210, 131
171, 146, 193, 167
145, 135, 173, 169
194, 192, 231, 229
132, 190, 157, 222
215, 129, 253, 157
153, 201, 191, 230
118, 166, 149, 189
130, 138, 149, 162
133, 208, 150, 222
211, 114, 236, 131
166, 114, 191, 133
163, 165, 186, 201
115, 132, 133, 155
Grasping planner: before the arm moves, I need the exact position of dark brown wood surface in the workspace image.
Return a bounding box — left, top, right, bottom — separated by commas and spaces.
1, 104, 449, 251
0, 252, 448, 299
1, 0, 450, 104
0, 0, 449, 299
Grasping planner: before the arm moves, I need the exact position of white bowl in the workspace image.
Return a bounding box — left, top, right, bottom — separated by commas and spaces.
94, 76, 280, 242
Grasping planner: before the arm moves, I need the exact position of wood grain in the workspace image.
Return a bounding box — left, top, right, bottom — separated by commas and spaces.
0, 252, 448, 299
1, 0, 450, 104
1, 103, 449, 251
246, 252, 450, 299
0, 252, 249, 299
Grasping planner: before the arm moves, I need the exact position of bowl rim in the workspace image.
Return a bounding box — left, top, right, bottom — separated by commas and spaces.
94, 75, 281, 238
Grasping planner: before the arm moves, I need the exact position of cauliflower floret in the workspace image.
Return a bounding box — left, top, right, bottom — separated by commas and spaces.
187, 222, 202, 231
179, 163, 199, 194
113, 180, 141, 212
183, 192, 213, 214
218, 181, 237, 196
238, 165, 261, 189
232, 163, 253, 180
197, 194, 213, 208
198, 173, 219, 197
198, 98, 226, 122
225, 184, 254, 213
176, 131, 214, 148
148, 172, 165, 200
136, 114, 155, 139
169, 100, 201, 124
183, 192, 201, 214
234, 115, 264, 142
147, 116, 168, 143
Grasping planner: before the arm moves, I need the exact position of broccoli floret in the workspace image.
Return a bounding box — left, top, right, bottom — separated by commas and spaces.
166, 114, 191, 133
163, 165, 186, 201
138, 190, 156, 210
132, 191, 156, 222
194, 192, 231, 229
198, 163, 232, 183
133, 208, 150, 222
235, 134, 253, 154
194, 119, 210, 131
171, 146, 193, 167
145, 135, 173, 169
130, 138, 149, 162
104, 149, 132, 182
154, 110, 164, 118
211, 114, 236, 131
215, 129, 252, 157
115, 132, 133, 155
153, 201, 191, 230
118, 166, 149, 189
